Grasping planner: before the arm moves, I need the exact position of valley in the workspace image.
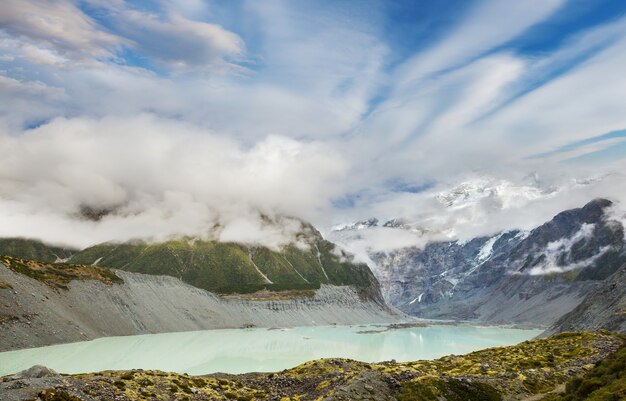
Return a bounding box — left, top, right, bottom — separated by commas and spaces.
4, 1, 626, 399
1, 199, 626, 400
0, 255, 397, 352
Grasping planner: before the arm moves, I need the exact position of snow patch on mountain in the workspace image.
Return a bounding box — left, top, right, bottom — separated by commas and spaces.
409, 293, 424, 305
477, 233, 503, 261
327, 173, 626, 255
331, 218, 379, 232
435, 177, 551, 210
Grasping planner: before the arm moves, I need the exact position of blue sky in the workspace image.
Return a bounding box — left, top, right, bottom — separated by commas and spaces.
2, 0, 626, 246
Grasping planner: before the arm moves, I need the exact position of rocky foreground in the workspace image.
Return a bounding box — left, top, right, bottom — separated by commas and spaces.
1, 331, 624, 401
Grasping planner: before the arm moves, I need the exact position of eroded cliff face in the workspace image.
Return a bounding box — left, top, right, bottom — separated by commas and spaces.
335, 199, 626, 326
0, 266, 401, 352
544, 263, 626, 336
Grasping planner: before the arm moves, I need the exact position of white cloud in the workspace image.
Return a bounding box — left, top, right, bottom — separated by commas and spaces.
329, 171, 626, 255
395, 0, 565, 85
476, 28, 626, 155
0, 74, 66, 128
2, 1, 626, 252
0, 0, 122, 63
527, 223, 611, 275
244, 0, 388, 130
0, 115, 347, 248
111, 9, 245, 72
0, 1, 388, 140
218, 217, 307, 250
335, 12, 626, 212
0, 74, 64, 98
0, 0, 245, 73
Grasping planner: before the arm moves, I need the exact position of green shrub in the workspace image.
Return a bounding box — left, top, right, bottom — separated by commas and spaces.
546, 340, 626, 401
120, 372, 134, 380
39, 389, 82, 401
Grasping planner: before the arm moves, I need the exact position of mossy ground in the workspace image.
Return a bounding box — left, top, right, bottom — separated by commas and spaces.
543, 336, 626, 401
0, 255, 123, 289
39, 388, 83, 401
14, 331, 622, 401
219, 288, 317, 301
73, 370, 264, 401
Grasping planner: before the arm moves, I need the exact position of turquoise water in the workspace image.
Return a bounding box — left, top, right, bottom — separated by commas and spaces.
0, 325, 541, 376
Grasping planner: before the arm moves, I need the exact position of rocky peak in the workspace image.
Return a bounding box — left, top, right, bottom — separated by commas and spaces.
333, 218, 379, 231
365, 198, 626, 326
382, 218, 410, 229
512, 198, 615, 259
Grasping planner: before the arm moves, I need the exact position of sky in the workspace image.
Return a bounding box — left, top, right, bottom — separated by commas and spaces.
2, 0, 626, 249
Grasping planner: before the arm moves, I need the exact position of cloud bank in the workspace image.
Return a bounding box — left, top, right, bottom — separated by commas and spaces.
1, 0, 626, 249
0, 115, 346, 248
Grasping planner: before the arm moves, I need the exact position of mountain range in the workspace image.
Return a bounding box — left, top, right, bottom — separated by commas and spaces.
332, 198, 626, 327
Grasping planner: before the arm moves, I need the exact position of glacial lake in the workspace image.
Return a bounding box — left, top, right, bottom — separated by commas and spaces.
0, 324, 542, 376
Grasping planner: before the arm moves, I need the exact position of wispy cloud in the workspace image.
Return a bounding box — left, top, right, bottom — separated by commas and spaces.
89, 2, 246, 73
0, 0, 122, 64
530, 129, 626, 160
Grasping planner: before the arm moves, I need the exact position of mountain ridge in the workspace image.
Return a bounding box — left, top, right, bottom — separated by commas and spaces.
0, 222, 384, 300
0, 238, 75, 263
544, 262, 626, 336
334, 198, 626, 327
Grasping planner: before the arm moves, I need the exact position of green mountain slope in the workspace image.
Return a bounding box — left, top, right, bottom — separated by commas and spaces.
0, 238, 74, 263
67, 228, 378, 295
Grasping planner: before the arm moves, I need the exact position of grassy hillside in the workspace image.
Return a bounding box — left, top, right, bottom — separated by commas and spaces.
66, 228, 378, 295
13, 331, 623, 401
0, 224, 380, 296
0, 238, 74, 263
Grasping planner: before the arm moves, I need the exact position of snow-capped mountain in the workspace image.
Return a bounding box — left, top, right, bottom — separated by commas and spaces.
330, 176, 573, 247
331, 218, 380, 232
332, 198, 626, 326
434, 176, 553, 210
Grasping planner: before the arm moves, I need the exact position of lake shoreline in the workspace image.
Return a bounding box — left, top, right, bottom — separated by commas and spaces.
0, 323, 543, 377
0, 268, 402, 352
357, 319, 549, 332
5, 332, 619, 401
